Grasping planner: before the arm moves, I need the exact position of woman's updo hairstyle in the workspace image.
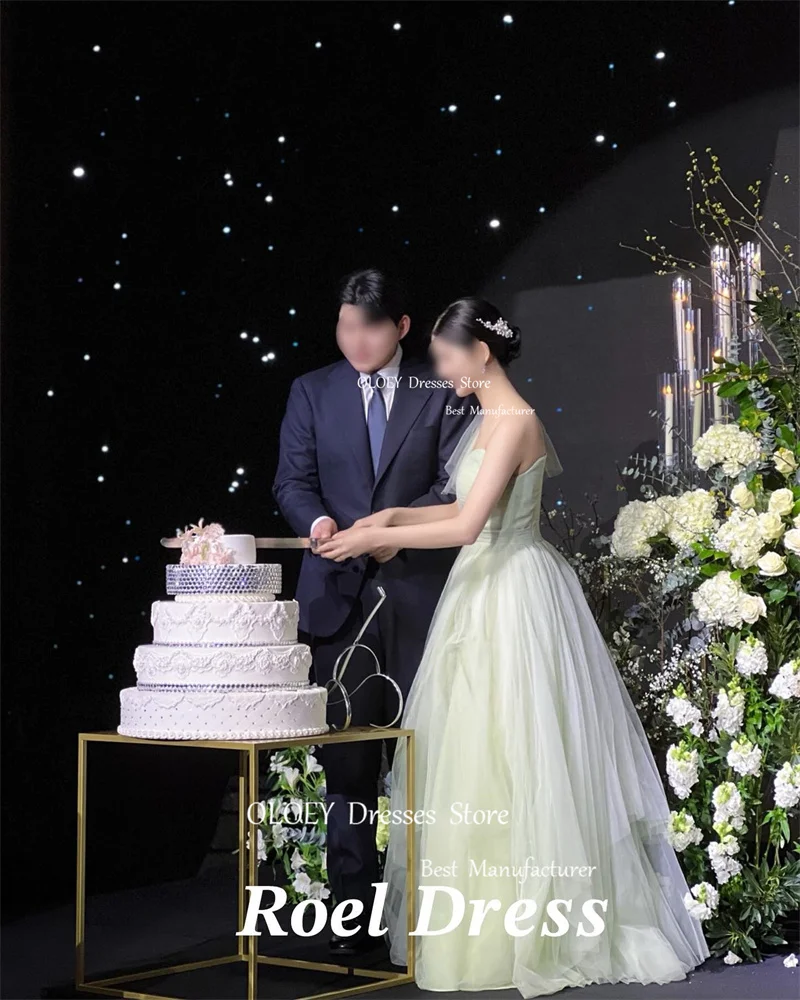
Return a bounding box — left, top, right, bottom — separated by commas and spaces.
431, 297, 522, 367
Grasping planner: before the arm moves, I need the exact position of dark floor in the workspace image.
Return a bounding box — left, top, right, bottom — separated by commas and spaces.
1, 861, 797, 1000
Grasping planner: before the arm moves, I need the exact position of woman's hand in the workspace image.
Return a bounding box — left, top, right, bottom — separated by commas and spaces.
316, 526, 377, 562
352, 509, 395, 529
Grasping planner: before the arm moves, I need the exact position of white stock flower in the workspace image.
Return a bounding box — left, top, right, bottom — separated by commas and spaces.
768, 488, 795, 516
666, 744, 700, 800
712, 508, 763, 569
245, 828, 268, 862
773, 448, 798, 476
774, 762, 800, 809
712, 782, 746, 832
708, 835, 742, 885
769, 659, 800, 700
667, 809, 704, 851
783, 527, 800, 557
271, 823, 288, 849
735, 636, 769, 676
292, 870, 330, 901
757, 510, 785, 543
306, 753, 323, 774
692, 571, 744, 628
666, 695, 703, 734
713, 687, 745, 736
724, 951, 743, 965
758, 551, 787, 577
727, 738, 763, 777
693, 424, 761, 477
683, 881, 719, 921
610, 500, 670, 559
730, 482, 755, 509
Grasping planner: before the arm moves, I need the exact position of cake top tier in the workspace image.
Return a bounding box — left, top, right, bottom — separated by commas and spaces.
177, 519, 256, 566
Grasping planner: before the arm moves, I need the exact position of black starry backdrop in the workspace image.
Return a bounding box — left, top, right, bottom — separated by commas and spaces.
2, 1, 799, 917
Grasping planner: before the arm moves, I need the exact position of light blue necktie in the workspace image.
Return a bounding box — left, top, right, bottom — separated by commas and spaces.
366, 373, 387, 476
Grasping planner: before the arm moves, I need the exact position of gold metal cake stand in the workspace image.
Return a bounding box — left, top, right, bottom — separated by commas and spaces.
76, 727, 416, 1000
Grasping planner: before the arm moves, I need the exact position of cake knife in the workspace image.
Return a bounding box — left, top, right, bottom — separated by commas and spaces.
159, 537, 314, 549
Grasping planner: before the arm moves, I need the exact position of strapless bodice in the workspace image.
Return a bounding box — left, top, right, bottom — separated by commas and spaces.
456, 448, 546, 543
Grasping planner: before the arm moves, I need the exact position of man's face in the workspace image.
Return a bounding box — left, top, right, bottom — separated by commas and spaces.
336, 303, 409, 372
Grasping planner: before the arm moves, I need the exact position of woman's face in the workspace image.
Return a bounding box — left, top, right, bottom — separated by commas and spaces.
430, 333, 489, 397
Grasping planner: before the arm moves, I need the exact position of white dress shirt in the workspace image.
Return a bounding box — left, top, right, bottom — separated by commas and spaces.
310, 344, 403, 535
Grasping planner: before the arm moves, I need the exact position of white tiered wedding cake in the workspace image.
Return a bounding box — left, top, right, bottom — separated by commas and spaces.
118, 521, 328, 740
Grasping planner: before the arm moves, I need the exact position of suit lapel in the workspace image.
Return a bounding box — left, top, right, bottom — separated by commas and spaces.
373, 357, 432, 494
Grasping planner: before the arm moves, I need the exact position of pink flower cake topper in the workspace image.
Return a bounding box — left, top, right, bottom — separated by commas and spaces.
177, 518, 236, 565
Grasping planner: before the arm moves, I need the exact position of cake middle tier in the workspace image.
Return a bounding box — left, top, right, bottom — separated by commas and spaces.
134, 642, 312, 686
151, 599, 299, 645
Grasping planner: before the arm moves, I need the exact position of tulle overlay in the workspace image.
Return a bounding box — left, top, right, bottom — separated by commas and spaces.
382, 442, 708, 997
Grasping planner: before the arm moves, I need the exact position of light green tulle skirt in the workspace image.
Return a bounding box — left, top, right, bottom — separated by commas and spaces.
382, 532, 709, 997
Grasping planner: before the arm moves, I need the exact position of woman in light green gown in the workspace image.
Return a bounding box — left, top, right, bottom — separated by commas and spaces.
317, 298, 709, 997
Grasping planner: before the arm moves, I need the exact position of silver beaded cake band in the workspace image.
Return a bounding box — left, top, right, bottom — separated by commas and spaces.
166, 563, 282, 595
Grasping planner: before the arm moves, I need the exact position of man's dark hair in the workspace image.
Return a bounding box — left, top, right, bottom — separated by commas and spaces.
337, 268, 410, 326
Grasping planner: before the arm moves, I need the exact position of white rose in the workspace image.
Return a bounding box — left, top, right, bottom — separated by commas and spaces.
757, 551, 787, 577
783, 527, 800, 557
774, 447, 798, 476
730, 483, 755, 509
768, 487, 795, 516
738, 592, 767, 624
757, 511, 784, 542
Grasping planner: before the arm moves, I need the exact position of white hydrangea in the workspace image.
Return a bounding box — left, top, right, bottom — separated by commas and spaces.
667, 809, 704, 851
735, 636, 769, 676
768, 487, 796, 516
610, 499, 670, 559
666, 743, 700, 800
769, 659, 800, 700
730, 482, 755, 509
774, 762, 800, 810
666, 694, 703, 735
660, 489, 719, 548
727, 738, 763, 777
712, 508, 763, 569
692, 571, 744, 628
712, 687, 745, 736
712, 782, 746, 832
683, 881, 719, 921
708, 835, 742, 885
693, 424, 761, 477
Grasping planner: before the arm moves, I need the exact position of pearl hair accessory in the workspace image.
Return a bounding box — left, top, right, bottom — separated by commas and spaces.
476, 316, 515, 339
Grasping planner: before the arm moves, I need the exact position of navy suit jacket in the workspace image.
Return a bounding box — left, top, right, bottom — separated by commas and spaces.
272, 353, 475, 637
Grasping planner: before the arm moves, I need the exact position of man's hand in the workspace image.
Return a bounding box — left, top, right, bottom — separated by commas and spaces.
316, 526, 375, 562
310, 517, 338, 554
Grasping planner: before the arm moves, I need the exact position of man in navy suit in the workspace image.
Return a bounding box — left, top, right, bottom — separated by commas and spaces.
273, 268, 473, 953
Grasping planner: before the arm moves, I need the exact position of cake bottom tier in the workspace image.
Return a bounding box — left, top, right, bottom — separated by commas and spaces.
118, 684, 328, 740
